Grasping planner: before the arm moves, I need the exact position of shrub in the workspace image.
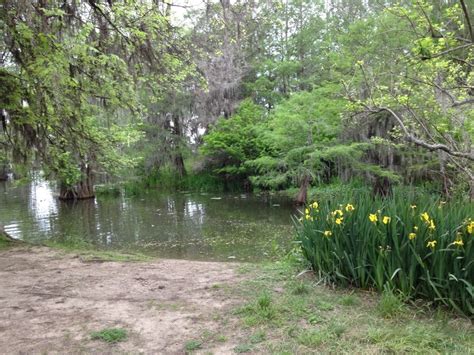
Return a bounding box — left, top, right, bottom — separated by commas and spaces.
296, 191, 473, 316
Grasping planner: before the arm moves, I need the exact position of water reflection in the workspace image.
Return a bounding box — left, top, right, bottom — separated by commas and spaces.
0, 178, 297, 261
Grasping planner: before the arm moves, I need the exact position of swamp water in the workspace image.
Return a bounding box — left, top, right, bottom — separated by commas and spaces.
0, 179, 298, 261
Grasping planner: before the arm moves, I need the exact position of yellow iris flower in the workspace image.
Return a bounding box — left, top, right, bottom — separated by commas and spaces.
345, 204, 355, 212
335, 217, 343, 225
426, 240, 437, 249
428, 220, 436, 231
369, 214, 378, 223
382, 216, 391, 224
323, 230, 332, 237
453, 239, 464, 247
421, 212, 430, 223
408, 232, 416, 240
467, 221, 474, 234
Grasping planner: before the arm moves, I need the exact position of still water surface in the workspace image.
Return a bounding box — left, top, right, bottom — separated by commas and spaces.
0, 179, 297, 261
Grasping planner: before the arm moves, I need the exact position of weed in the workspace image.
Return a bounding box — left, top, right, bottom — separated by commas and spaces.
288, 280, 310, 295
339, 294, 360, 306
257, 292, 272, 310
234, 343, 253, 353
184, 340, 202, 352
316, 300, 334, 311
377, 286, 405, 318
328, 322, 346, 338
307, 314, 323, 325
249, 330, 266, 344
216, 334, 228, 342
297, 329, 331, 348
90, 328, 127, 343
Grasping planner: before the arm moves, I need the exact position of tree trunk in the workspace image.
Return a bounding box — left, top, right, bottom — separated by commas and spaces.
372, 176, 392, 198
172, 114, 187, 178
173, 153, 186, 178
0, 163, 8, 181
59, 163, 95, 200
295, 174, 310, 205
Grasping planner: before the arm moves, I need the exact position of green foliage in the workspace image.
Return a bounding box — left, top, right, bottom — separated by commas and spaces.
90, 328, 127, 343
1, 1, 189, 191
297, 191, 474, 316
201, 100, 266, 178
245, 85, 346, 189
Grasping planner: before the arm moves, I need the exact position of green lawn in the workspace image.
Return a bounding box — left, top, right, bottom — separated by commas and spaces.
205, 260, 473, 354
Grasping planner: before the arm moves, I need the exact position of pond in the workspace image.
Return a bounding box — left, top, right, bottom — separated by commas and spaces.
0, 178, 298, 261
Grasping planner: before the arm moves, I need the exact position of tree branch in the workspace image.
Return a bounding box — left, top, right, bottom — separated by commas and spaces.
365, 105, 474, 161
452, 97, 474, 108
87, 0, 131, 44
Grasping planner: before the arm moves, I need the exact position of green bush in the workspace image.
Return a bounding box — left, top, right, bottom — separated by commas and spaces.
296, 191, 473, 316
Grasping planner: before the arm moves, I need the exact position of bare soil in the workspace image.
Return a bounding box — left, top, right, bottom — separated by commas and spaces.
0, 247, 246, 354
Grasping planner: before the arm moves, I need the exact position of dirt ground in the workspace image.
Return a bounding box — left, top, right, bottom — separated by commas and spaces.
0, 247, 246, 354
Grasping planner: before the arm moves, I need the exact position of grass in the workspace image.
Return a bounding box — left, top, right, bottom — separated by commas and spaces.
184, 340, 202, 352
43, 234, 150, 262
0, 232, 150, 262
376, 286, 406, 318
90, 328, 127, 343
233, 343, 253, 353
223, 260, 474, 354
0, 234, 14, 250
0, 231, 22, 250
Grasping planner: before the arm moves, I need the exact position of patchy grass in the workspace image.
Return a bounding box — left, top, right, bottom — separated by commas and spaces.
376, 286, 406, 318
225, 260, 474, 354
0, 233, 148, 261
184, 339, 202, 352
0, 236, 13, 250
234, 343, 253, 353
90, 328, 127, 343
339, 294, 360, 307
43, 235, 150, 262
0, 232, 21, 250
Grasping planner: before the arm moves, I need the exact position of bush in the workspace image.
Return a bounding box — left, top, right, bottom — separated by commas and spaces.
296, 190, 473, 316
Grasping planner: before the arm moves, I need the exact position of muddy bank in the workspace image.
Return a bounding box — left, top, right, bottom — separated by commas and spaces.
0, 247, 245, 354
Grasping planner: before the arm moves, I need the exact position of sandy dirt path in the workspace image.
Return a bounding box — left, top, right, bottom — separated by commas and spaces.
0, 247, 246, 354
